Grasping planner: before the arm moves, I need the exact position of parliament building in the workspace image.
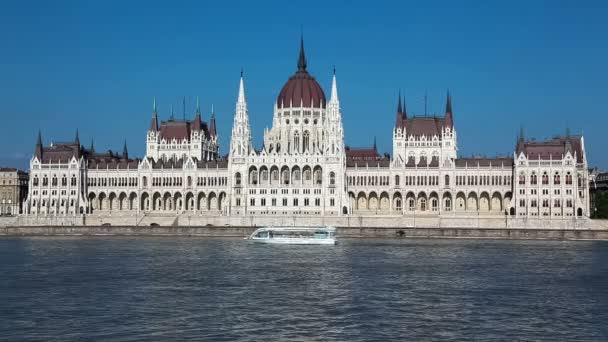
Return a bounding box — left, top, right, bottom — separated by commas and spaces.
23, 39, 591, 222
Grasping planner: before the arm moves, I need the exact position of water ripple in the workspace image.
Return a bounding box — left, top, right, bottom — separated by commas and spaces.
0, 237, 607, 341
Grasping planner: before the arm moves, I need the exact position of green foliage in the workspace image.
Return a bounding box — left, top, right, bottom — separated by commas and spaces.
592, 192, 608, 219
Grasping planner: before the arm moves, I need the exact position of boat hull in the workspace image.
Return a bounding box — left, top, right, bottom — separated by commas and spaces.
250, 238, 336, 245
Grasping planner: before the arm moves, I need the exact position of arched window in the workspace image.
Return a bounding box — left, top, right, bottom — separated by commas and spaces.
33, 176, 39, 186
61, 175, 67, 186
294, 131, 300, 153
542, 172, 549, 185
187, 176, 192, 187
329, 172, 336, 186
51, 175, 57, 187
250, 170, 258, 185
444, 175, 449, 186
71, 175, 77, 186
395, 175, 400, 186
519, 173, 525, 185
554, 172, 560, 185
313, 168, 322, 185
531, 173, 537, 185
420, 198, 427, 211
143, 176, 147, 187
303, 131, 310, 152
235, 172, 242, 186
566, 172, 572, 185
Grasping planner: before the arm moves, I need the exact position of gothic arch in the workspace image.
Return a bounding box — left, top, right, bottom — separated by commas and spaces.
163, 192, 173, 211
152, 192, 162, 211
141, 192, 150, 211
467, 192, 478, 211
208, 192, 217, 211
368, 192, 379, 211
393, 192, 403, 211
197, 192, 207, 211
118, 192, 128, 210
491, 192, 502, 211
442, 192, 453, 211
379, 191, 390, 212
185, 192, 195, 211
479, 192, 490, 211
357, 191, 367, 210
429, 191, 439, 212
455, 191, 466, 211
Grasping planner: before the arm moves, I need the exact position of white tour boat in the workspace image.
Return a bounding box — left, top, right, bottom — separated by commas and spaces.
248, 226, 337, 245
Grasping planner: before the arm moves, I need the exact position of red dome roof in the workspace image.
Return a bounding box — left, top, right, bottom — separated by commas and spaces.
277, 38, 326, 109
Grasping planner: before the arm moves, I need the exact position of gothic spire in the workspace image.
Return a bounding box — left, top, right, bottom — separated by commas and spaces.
445, 90, 453, 114
170, 104, 175, 121
150, 98, 159, 132
123, 140, 128, 159
402, 95, 407, 119
329, 68, 339, 103
209, 104, 217, 137
238, 71, 246, 104
516, 125, 525, 153
397, 90, 403, 114
297, 35, 307, 72
75, 129, 80, 145
35, 130, 43, 159
196, 96, 201, 115
444, 90, 454, 128
373, 136, 377, 152
90, 139, 95, 153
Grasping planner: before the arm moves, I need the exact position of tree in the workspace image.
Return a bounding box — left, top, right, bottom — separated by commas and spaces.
592, 192, 608, 219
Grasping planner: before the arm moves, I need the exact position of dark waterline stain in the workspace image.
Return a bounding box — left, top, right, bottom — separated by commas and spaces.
1, 237, 607, 341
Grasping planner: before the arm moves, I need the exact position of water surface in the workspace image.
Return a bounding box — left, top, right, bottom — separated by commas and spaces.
1, 237, 607, 341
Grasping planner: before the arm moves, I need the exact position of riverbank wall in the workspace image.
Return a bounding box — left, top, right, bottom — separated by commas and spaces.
1, 225, 608, 240
1, 214, 608, 240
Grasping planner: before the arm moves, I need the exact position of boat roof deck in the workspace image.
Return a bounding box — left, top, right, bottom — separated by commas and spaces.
253, 226, 336, 232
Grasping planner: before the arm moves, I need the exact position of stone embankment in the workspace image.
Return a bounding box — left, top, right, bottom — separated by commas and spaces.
1, 214, 608, 240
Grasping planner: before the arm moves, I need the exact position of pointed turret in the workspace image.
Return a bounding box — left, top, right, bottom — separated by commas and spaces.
170, 105, 175, 121
75, 129, 80, 146
192, 96, 202, 131
329, 68, 339, 103
230, 71, 252, 158
373, 136, 377, 152
150, 98, 159, 132
565, 128, 573, 154
35, 130, 43, 159
444, 91, 454, 128
516, 125, 525, 154
90, 139, 95, 154
402, 95, 407, 120
209, 104, 217, 137
238, 70, 246, 104
395, 91, 403, 127
123, 140, 128, 159
297, 35, 307, 72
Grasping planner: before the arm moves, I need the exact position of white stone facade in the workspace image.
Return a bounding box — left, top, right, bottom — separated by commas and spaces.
22, 42, 590, 222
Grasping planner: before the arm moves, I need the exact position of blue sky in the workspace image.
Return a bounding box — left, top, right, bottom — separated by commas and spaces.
1, 0, 607, 169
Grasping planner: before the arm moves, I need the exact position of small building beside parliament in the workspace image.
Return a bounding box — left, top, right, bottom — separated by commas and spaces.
0, 168, 28, 216
22, 39, 591, 221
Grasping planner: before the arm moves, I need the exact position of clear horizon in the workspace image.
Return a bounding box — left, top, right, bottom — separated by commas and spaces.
1, 0, 607, 170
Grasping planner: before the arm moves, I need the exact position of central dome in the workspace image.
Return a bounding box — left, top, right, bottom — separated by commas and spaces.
277, 38, 326, 109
